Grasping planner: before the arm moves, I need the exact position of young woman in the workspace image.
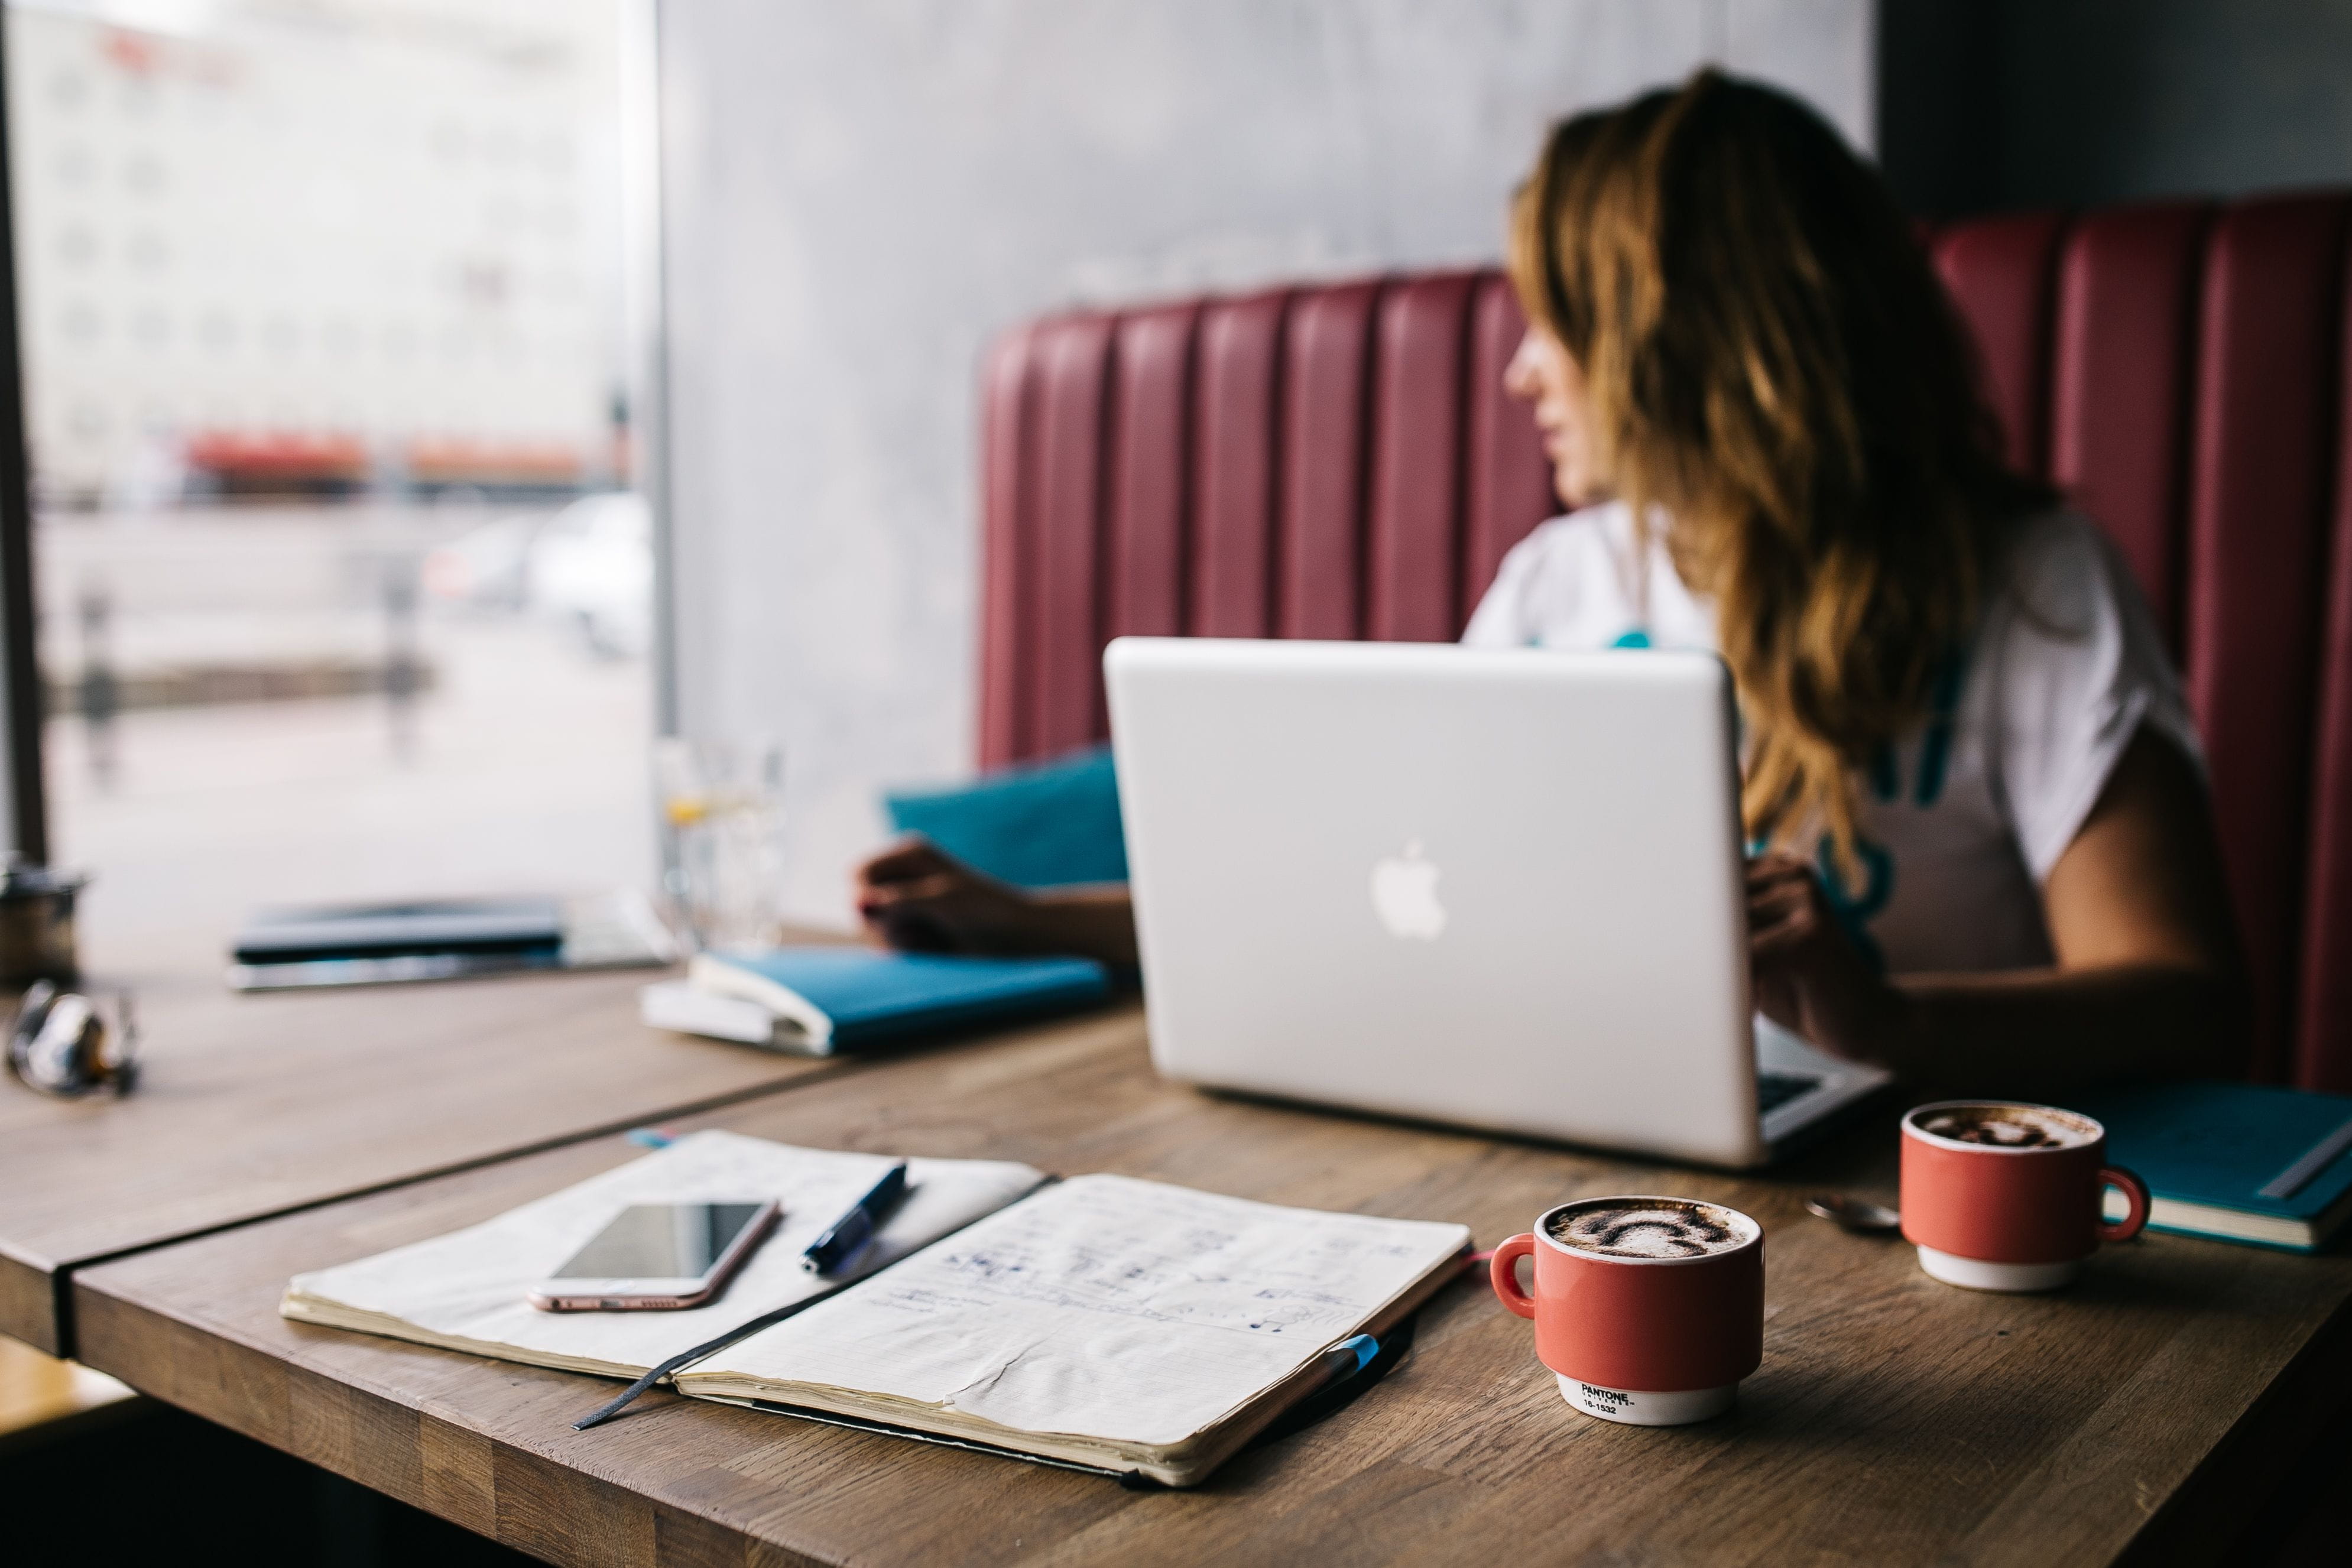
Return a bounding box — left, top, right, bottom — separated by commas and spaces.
859, 70, 2246, 1094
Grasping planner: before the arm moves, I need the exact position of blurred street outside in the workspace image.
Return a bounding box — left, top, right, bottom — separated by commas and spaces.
40, 501, 656, 991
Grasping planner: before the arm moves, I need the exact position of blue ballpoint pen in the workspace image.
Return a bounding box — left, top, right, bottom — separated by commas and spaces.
800, 1161, 910, 1275
1300, 1333, 1380, 1395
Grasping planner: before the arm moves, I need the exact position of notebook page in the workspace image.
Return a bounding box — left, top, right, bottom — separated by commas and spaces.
283, 1131, 1047, 1374
692, 1173, 1471, 1449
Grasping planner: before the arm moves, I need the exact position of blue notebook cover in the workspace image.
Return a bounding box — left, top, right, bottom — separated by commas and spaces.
687, 947, 1111, 1053
2069, 1080, 2352, 1252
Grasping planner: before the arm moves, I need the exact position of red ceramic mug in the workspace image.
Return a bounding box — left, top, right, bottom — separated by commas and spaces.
1900, 1101, 2150, 1292
1491, 1195, 1763, 1425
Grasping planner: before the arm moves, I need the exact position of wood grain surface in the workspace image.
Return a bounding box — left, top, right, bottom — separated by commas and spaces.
0, 964, 847, 1354
70, 1006, 2352, 1567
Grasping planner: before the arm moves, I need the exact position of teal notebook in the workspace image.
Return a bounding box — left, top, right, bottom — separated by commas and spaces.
2071, 1080, 2352, 1252
684, 948, 1111, 1054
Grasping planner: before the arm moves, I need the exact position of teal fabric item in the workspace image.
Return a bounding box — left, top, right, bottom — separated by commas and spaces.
1815, 834, 1893, 975
883, 744, 1127, 889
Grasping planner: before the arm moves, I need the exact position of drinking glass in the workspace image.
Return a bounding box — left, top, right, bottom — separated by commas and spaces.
653, 738, 784, 953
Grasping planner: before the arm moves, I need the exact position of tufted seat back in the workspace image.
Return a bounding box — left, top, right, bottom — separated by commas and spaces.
977, 192, 2352, 1089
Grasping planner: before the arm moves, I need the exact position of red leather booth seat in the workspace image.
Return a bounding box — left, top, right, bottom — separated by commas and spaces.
978, 193, 2352, 1090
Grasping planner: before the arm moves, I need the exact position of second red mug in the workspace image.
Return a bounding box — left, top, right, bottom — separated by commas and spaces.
1900, 1100, 2149, 1292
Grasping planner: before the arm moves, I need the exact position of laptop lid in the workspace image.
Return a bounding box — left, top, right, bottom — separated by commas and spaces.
1105, 637, 1770, 1167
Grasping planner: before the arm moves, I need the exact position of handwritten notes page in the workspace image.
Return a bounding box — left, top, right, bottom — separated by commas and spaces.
683, 1173, 1471, 1478
281, 1131, 1047, 1379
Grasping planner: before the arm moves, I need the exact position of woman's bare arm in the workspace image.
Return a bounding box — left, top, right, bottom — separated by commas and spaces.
1752, 726, 2249, 1095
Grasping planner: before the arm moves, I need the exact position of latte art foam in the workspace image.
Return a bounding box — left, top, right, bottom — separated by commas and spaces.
1547, 1199, 1751, 1259
1915, 1105, 2093, 1150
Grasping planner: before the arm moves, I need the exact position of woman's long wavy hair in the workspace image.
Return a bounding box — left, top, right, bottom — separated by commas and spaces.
1507, 70, 2053, 866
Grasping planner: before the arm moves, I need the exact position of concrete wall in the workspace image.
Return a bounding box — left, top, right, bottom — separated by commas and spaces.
1879, 0, 2352, 217
658, 0, 1875, 924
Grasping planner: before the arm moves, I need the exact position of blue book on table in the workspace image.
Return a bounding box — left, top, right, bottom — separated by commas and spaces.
2071, 1080, 2352, 1252
667, 947, 1111, 1055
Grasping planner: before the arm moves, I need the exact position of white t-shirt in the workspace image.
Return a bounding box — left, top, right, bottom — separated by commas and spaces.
1460, 502, 2202, 975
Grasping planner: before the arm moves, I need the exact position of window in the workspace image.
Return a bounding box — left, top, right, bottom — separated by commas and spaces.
5, 0, 654, 979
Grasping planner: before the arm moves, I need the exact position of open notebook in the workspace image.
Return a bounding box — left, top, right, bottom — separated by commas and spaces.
284, 1133, 1470, 1486
281, 1132, 1049, 1379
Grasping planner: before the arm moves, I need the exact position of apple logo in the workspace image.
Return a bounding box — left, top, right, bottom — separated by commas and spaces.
1370, 839, 1447, 939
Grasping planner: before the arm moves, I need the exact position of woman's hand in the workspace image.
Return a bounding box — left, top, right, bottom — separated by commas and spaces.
1747, 850, 1905, 1061
853, 837, 1141, 967
855, 838, 1043, 955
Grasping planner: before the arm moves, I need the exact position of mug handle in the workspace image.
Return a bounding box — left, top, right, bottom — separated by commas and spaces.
2098, 1165, 2151, 1242
1490, 1233, 1538, 1319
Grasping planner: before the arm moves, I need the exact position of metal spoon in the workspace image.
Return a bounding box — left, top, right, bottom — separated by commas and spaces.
1805, 1193, 1902, 1234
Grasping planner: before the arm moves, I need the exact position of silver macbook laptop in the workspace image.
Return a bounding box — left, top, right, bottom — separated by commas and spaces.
1103, 637, 1891, 1169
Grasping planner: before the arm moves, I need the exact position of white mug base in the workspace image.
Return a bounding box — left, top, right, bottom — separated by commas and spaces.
1915, 1245, 2081, 1293
1555, 1375, 1735, 1426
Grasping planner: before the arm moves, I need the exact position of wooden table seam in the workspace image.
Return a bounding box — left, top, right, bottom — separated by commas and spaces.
24, 1039, 904, 1358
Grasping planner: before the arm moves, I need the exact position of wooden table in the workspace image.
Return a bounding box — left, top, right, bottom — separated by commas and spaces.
0, 967, 845, 1355
69, 1006, 2352, 1567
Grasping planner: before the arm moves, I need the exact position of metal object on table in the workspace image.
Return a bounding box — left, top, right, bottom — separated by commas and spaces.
8, 979, 137, 1098
0, 859, 86, 985
1806, 1193, 1903, 1234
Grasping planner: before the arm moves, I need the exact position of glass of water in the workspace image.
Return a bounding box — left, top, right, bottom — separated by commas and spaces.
653, 738, 785, 953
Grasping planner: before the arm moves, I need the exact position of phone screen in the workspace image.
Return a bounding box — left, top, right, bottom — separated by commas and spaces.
552, 1202, 771, 1281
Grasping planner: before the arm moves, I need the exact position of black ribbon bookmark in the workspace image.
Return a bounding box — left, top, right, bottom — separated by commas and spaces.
571, 1284, 852, 1431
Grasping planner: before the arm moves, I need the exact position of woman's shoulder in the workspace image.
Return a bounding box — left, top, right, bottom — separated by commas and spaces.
1970, 511, 2201, 878
1977, 505, 2190, 735
1988, 509, 2145, 636
2003, 507, 2111, 575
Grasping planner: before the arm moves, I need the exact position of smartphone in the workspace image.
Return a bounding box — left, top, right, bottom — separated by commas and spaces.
527, 1199, 780, 1311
